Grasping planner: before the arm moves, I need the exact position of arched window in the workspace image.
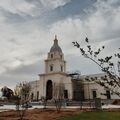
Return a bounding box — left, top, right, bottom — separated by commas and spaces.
46, 80, 53, 100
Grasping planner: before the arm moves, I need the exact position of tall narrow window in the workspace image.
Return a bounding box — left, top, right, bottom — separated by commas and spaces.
61, 65, 63, 72
50, 65, 53, 71
46, 80, 53, 100
92, 90, 97, 99
106, 90, 111, 99
64, 90, 68, 99
60, 55, 62, 59
51, 54, 53, 58
31, 93, 34, 101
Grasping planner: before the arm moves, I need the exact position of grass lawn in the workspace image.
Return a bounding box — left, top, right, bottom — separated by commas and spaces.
57, 111, 120, 120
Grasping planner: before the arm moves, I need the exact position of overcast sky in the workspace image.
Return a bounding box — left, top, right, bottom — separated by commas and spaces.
0, 0, 120, 90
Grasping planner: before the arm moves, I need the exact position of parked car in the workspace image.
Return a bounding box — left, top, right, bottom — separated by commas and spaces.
22, 103, 32, 108
0, 104, 4, 106
30, 101, 43, 105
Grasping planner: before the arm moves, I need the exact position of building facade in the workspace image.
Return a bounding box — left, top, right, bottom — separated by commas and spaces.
30, 36, 120, 101
30, 36, 72, 101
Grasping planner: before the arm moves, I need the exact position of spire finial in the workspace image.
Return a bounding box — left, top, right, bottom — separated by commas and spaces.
55, 35, 57, 40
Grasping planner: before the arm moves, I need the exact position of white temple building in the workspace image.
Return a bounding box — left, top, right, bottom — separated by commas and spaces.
29, 36, 120, 101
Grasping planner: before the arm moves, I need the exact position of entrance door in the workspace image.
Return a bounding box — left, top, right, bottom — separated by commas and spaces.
46, 80, 53, 100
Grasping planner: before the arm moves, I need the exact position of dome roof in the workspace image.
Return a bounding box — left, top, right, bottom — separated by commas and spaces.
50, 36, 62, 53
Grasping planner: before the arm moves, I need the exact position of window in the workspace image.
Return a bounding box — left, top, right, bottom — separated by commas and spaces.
106, 90, 111, 99
61, 65, 63, 72
92, 90, 97, 99
31, 93, 34, 100
64, 90, 68, 99
60, 55, 62, 59
51, 54, 53, 58
50, 65, 53, 71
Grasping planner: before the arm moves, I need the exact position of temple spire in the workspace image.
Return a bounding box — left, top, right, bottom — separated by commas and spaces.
50, 35, 62, 53
55, 35, 57, 40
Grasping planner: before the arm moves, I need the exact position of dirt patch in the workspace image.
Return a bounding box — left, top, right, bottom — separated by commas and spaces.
112, 100, 120, 105
0, 108, 81, 120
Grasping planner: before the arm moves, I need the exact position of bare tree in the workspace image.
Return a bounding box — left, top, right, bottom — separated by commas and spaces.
72, 38, 120, 97
53, 81, 65, 112
41, 96, 47, 109
14, 82, 31, 120
1, 86, 14, 99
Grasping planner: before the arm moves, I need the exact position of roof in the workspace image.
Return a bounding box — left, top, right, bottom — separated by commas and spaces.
50, 36, 62, 53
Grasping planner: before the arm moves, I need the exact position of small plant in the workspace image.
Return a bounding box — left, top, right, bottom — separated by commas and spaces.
53, 82, 65, 112
41, 96, 47, 109
14, 82, 31, 120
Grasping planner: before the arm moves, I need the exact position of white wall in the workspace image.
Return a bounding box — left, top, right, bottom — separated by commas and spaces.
84, 81, 120, 100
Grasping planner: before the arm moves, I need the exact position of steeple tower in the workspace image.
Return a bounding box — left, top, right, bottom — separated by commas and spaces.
55, 35, 57, 39
45, 36, 66, 74
50, 35, 62, 53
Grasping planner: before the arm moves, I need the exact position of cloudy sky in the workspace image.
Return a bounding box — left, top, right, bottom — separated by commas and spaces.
0, 0, 120, 90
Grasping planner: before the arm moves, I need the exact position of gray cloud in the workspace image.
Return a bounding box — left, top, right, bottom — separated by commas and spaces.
7, 60, 44, 75
0, 0, 120, 89
8, 38, 21, 45
66, 53, 102, 75
0, 73, 37, 90
0, 59, 44, 90
0, 8, 27, 23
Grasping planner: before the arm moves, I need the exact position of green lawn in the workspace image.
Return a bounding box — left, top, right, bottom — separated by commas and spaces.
57, 112, 120, 120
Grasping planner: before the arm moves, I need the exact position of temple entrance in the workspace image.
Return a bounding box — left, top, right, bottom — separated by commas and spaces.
46, 80, 53, 100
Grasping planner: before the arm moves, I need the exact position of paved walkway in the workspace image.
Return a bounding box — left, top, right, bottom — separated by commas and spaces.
0, 104, 120, 112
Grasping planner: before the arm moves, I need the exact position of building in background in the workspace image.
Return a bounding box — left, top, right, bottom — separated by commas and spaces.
29, 36, 120, 101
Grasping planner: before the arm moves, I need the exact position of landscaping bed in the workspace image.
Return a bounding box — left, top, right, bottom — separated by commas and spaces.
0, 108, 81, 120
0, 108, 120, 120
